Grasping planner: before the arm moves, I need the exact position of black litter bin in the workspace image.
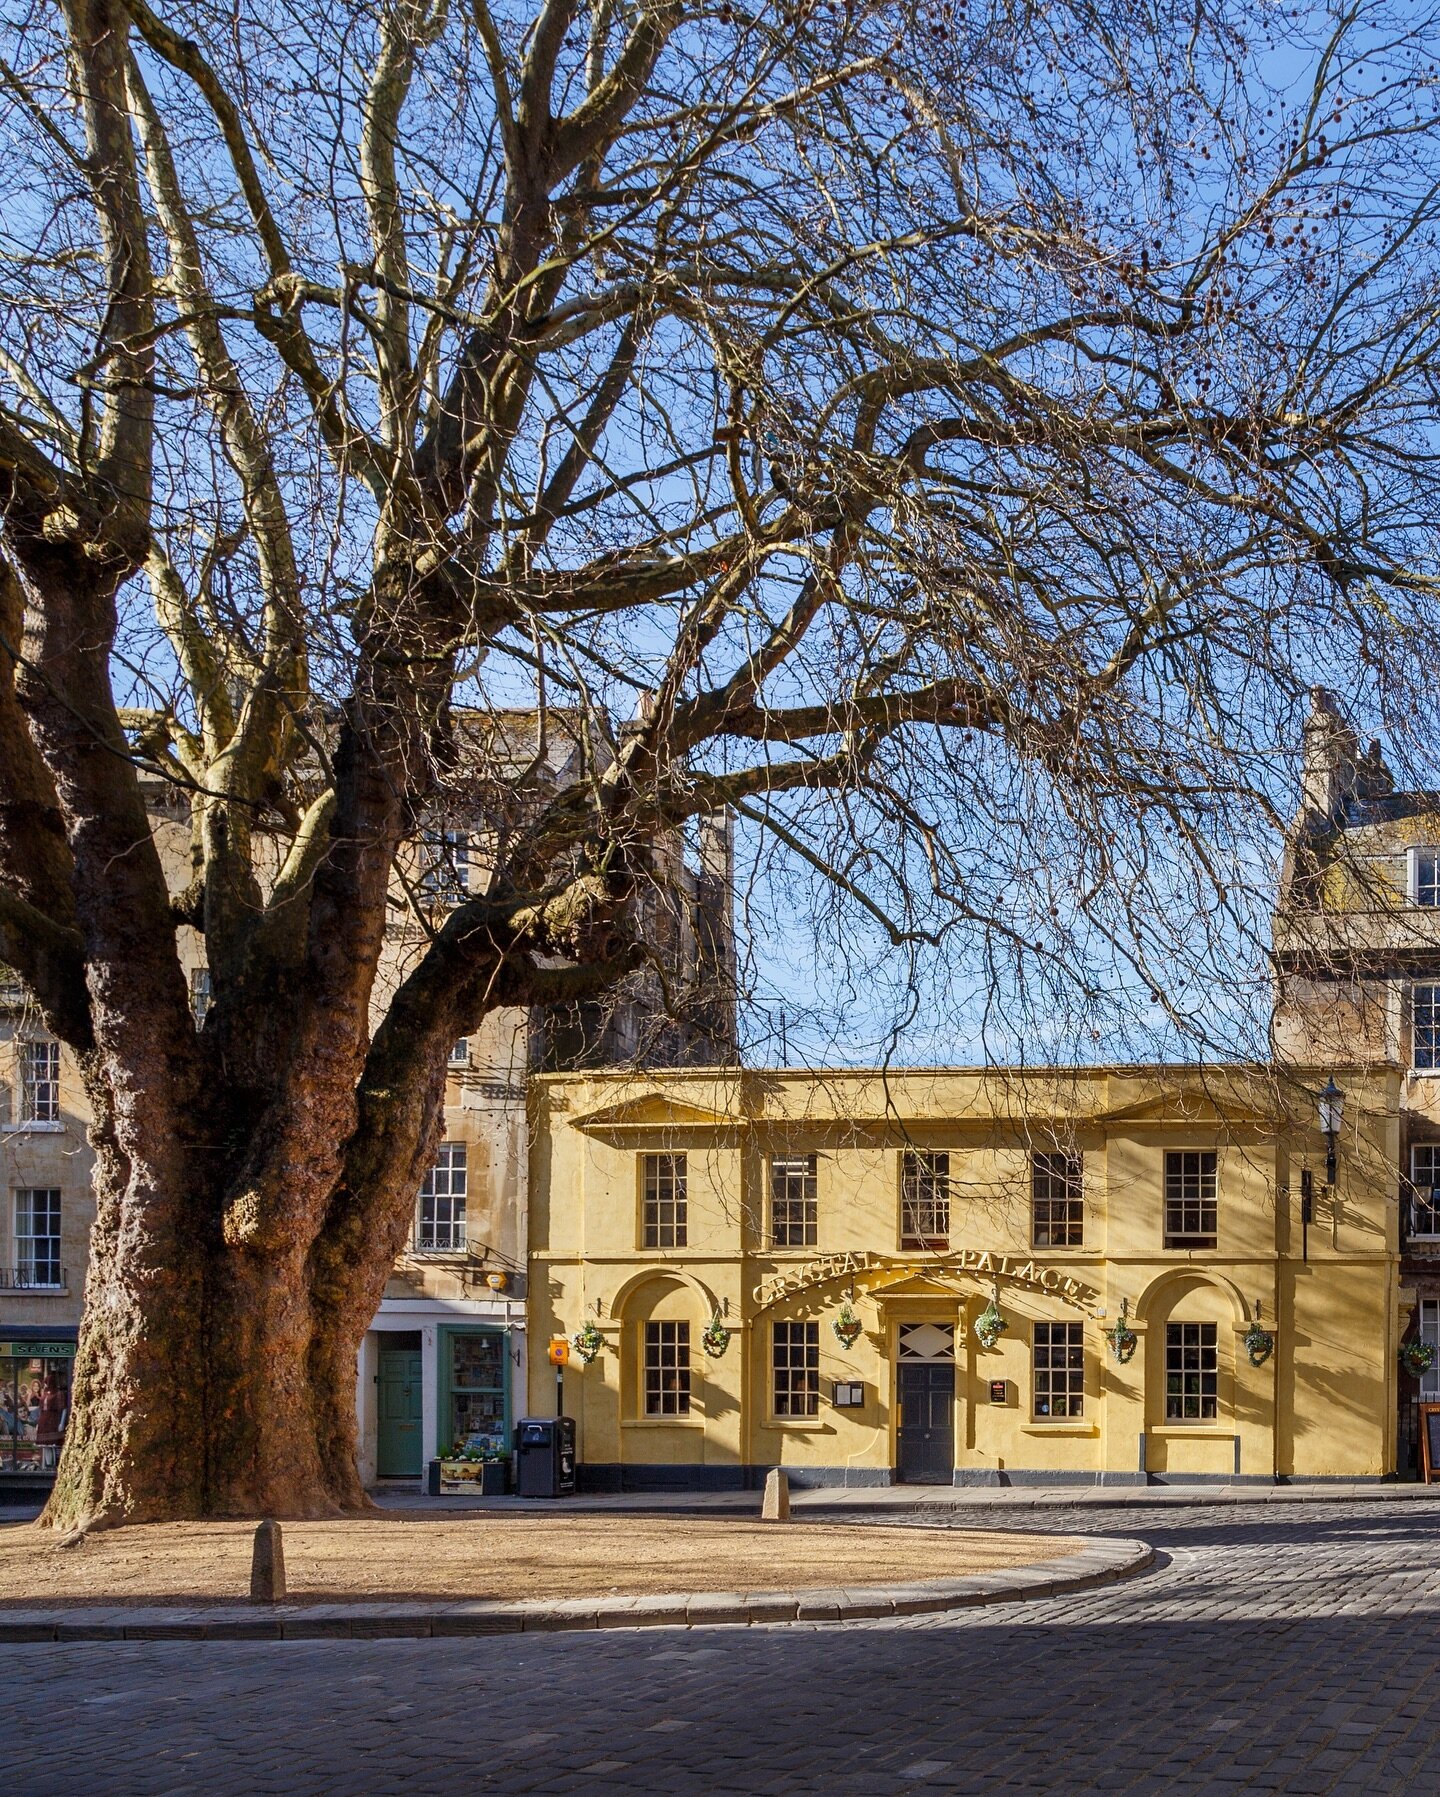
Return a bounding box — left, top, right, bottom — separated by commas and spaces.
515, 1416, 577, 1497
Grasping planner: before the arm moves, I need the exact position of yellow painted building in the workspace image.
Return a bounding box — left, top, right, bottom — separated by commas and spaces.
528, 1065, 1404, 1489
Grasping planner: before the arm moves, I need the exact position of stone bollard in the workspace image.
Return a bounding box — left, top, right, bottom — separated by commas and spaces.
250, 1518, 286, 1603
761, 1467, 790, 1521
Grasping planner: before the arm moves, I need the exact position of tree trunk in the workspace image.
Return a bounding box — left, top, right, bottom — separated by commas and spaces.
40, 1149, 411, 1530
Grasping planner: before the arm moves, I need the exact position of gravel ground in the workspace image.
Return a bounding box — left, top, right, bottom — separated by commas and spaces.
0, 1512, 1067, 1607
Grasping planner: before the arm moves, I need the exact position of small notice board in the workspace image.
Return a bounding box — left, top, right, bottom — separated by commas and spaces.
1421, 1404, 1440, 1485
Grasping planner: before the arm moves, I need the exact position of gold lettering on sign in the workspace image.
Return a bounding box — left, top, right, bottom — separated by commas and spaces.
748, 1245, 1099, 1313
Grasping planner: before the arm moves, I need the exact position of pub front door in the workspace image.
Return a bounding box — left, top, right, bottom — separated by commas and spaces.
896, 1322, 956, 1484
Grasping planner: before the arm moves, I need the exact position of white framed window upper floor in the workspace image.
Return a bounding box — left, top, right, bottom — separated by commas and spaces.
13, 1188, 63, 1288
13, 1039, 61, 1128
1409, 1144, 1440, 1239
418, 830, 472, 903
1410, 847, 1440, 908
1412, 983, 1440, 1072
417, 1144, 468, 1252
641, 1152, 687, 1250
769, 1154, 817, 1248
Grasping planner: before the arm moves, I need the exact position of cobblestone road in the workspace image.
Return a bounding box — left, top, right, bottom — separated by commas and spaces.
8, 1501, 1440, 1795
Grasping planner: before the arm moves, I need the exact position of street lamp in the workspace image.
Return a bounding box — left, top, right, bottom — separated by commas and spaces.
1317, 1076, 1345, 1187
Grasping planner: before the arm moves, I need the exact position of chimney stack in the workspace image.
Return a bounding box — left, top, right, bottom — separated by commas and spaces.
1298, 687, 1359, 831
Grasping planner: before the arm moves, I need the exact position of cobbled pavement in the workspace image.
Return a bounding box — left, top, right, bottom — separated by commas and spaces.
6, 1500, 1440, 1795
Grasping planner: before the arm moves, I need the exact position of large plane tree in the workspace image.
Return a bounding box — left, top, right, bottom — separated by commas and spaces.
2, 0, 1439, 1524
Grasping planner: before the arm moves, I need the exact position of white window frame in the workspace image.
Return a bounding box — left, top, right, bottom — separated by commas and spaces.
1410, 1145, 1440, 1240
643, 1320, 692, 1417
18, 1040, 60, 1125
1164, 1320, 1219, 1422
449, 1037, 470, 1066
1410, 847, 1440, 908
1421, 1300, 1440, 1402
1032, 1321, 1084, 1419
418, 830, 471, 902
1414, 983, 1440, 1073
900, 1149, 950, 1250
14, 1188, 62, 1288
641, 1153, 687, 1250
772, 1321, 820, 1418
417, 1144, 468, 1252
769, 1154, 818, 1248
1164, 1149, 1218, 1249
190, 966, 212, 1025
1032, 1151, 1084, 1248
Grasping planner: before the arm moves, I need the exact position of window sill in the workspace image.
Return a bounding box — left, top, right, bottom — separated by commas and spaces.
760, 1416, 829, 1431
1162, 1242, 1218, 1253
623, 1416, 706, 1429
1020, 1421, 1098, 1436
2, 1286, 67, 1298
1, 1122, 65, 1134
1147, 1424, 1234, 1439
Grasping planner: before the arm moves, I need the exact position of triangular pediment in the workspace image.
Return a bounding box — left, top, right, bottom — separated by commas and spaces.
1093, 1090, 1275, 1127
570, 1093, 738, 1134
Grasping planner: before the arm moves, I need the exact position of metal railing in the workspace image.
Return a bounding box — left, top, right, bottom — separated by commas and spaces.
407, 1230, 469, 1256
0, 1266, 66, 1291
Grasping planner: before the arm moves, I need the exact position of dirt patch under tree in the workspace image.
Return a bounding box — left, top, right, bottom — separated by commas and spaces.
0, 1514, 1073, 1608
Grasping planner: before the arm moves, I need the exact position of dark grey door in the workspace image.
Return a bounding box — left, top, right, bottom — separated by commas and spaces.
897, 1361, 954, 1483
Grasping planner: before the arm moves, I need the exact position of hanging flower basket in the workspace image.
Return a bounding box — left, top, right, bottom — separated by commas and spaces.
1104, 1298, 1137, 1364
1401, 1339, 1437, 1378
973, 1298, 1008, 1351
702, 1311, 731, 1359
832, 1300, 864, 1350
1244, 1323, 1275, 1368
572, 1319, 604, 1365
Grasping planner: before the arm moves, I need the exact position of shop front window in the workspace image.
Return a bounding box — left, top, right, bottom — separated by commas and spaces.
0, 1343, 73, 1471
443, 1330, 507, 1457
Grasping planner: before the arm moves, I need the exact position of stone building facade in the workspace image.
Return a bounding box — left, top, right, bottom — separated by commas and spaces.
1272, 688, 1440, 1473
527, 1064, 1403, 1488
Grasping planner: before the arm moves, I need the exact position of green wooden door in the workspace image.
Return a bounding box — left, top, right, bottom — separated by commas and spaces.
377, 1349, 423, 1476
